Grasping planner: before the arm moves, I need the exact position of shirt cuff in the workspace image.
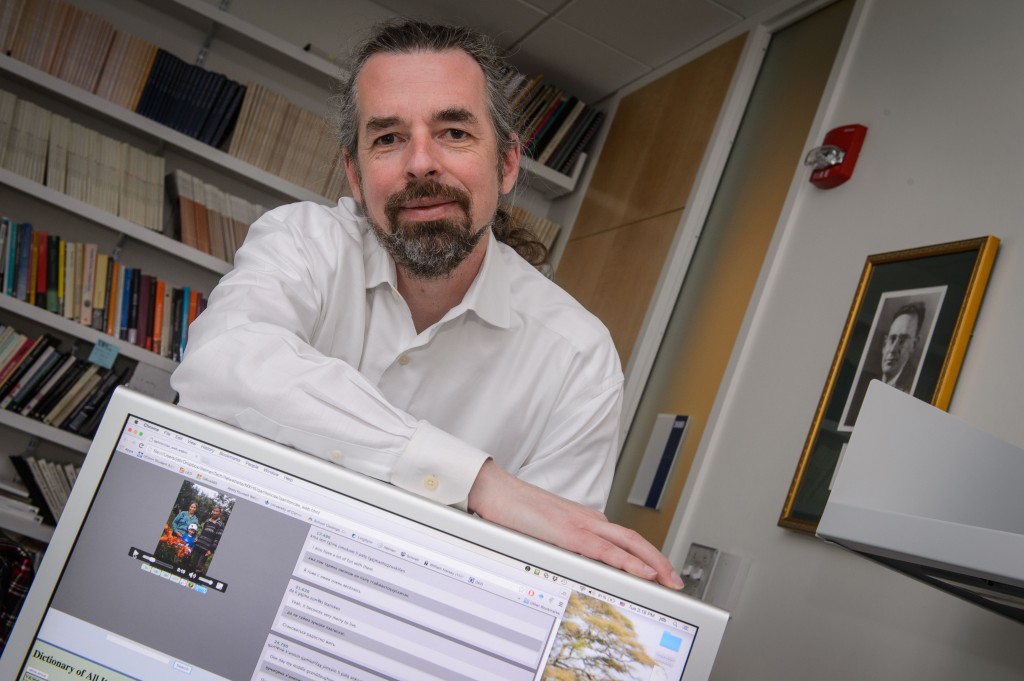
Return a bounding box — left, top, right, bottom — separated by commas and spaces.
390, 422, 490, 510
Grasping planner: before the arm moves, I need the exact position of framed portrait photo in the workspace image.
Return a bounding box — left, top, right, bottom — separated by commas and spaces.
779, 236, 1000, 534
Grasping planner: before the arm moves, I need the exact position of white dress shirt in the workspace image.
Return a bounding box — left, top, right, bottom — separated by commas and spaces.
171, 199, 623, 510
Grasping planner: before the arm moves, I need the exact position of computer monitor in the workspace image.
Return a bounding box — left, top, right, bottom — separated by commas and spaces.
1, 387, 729, 681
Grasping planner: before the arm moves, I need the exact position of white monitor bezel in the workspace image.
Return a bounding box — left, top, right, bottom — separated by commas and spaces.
1, 387, 729, 680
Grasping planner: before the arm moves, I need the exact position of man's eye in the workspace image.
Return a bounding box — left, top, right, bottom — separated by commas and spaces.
374, 133, 397, 146
446, 129, 469, 140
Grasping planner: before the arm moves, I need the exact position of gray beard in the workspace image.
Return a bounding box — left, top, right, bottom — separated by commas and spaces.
370, 215, 489, 279
362, 178, 489, 279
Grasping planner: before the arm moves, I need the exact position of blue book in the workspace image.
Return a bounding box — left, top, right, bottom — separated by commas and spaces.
15, 223, 33, 302
119, 267, 134, 341
2, 218, 16, 296
179, 286, 191, 360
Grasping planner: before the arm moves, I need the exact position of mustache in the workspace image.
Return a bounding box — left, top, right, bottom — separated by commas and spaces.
384, 180, 471, 222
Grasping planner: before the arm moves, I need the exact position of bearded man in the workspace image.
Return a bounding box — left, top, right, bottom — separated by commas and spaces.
172, 20, 681, 589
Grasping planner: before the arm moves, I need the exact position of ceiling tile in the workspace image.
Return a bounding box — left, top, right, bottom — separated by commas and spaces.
510, 18, 650, 103
520, 0, 568, 14
714, 0, 785, 18
370, 0, 547, 48
557, 0, 740, 66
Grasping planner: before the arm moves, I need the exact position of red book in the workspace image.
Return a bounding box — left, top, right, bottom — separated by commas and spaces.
136, 274, 152, 348
187, 289, 202, 325
151, 279, 165, 355
34, 231, 48, 309
0, 336, 35, 386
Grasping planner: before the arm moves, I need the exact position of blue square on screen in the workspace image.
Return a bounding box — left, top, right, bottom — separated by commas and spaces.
660, 632, 682, 651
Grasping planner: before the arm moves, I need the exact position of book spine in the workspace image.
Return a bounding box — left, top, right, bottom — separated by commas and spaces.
15, 223, 32, 302
8, 456, 57, 525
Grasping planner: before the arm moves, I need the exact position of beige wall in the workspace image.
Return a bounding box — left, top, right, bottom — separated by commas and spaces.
605, 0, 854, 548
555, 35, 746, 365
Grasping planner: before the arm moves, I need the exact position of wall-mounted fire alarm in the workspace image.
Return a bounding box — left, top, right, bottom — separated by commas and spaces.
804, 124, 868, 189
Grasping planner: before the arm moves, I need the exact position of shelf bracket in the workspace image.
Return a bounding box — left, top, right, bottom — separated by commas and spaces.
196, 0, 234, 66
110, 234, 126, 263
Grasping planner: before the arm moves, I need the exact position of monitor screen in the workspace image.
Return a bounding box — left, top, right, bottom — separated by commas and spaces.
1, 388, 728, 681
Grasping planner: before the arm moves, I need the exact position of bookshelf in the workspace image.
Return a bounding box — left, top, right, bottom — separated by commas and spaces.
1, 168, 231, 276
0, 0, 344, 542
520, 154, 587, 199
0, 506, 56, 542
0, 53, 324, 205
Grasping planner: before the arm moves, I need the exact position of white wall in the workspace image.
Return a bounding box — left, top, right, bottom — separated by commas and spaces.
666, 0, 1024, 679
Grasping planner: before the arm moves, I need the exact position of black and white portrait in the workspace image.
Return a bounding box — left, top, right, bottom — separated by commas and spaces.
839, 286, 946, 430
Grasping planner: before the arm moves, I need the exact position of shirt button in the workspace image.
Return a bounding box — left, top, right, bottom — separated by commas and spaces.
330, 450, 343, 462
398, 354, 410, 366
423, 475, 439, 492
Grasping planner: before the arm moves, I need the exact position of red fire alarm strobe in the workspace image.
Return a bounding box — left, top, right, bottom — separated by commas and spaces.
805, 124, 868, 189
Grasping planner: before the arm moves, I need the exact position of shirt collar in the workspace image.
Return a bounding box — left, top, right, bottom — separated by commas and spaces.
360, 215, 512, 330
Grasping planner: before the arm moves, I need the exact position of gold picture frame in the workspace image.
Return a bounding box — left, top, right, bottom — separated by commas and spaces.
779, 236, 1000, 534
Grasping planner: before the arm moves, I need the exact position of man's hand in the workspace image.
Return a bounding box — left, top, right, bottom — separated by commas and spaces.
468, 460, 684, 590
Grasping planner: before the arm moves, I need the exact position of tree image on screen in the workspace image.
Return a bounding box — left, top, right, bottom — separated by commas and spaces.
543, 591, 656, 681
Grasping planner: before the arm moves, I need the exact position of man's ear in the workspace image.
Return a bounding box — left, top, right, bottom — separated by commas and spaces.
343, 149, 362, 202
499, 134, 521, 195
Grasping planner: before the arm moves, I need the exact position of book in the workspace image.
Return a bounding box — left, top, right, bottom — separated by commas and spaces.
32, 229, 47, 308
19, 351, 78, 417
42, 363, 99, 427
126, 266, 141, 345
29, 357, 87, 421
63, 240, 77, 321
168, 169, 198, 248
91, 252, 110, 331
160, 283, 173, 359
187, 70, 227, 139
140, 274, 154, 350
24, 454, 63, 521
135, 49, 173, 119
0, 329, 21, 373
538, 99, 587, 166
118, 266, 134, 341
53, 366, 105, 429
79, 242, 97, 327
0, 490, 41, 521
199, 79, 245, 148
8, 456, 57, 525
106, 260, 121, 337
527, 95, 573, 158
556, 110, 605, 176
0, 345, 62, 411
204, 183, 228, 261
37, 457, 70, 518
0, 334, 32, 386
53, 235, 64, 314
15, 222, 32, 302
46, 113, 70, 192
64, 365, 128, 435
0, 334, 56, 403
151, 278, 166, 356
170, 287, 183, 361
191, 176, 211, 254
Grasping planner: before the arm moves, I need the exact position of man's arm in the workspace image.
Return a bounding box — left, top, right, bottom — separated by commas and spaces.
469, 460, 684, 589
174, 203, 679, 586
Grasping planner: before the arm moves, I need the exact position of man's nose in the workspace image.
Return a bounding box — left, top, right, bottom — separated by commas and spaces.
404, 135, 440, 180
